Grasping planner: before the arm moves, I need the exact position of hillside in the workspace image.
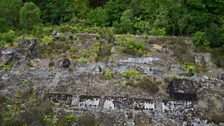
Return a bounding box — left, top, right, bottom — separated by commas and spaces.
0, 29, 224, 125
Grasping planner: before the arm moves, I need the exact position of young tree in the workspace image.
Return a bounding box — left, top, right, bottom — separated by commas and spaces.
19, 2, 41, 31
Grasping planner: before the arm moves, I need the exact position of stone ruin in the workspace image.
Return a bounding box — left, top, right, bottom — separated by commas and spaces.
168, 79, 198, 101
46, 93, 195, 123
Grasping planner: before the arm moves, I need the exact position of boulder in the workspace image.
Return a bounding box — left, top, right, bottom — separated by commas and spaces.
17, 39, 38, 59
60, 58, 71, 68
0, 48, 15, 64
168, 79, 197, 101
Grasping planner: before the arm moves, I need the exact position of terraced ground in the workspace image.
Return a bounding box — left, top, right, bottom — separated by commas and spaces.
0, 33, 224, 126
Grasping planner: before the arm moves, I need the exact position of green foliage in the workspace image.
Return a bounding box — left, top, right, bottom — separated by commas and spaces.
115, 9, 133, 33
19, 2, 41, 31
74, 0, 89, 18
133, 18, 151, 35
183, 63, 196, 76
86, 7, 108, 27
42, 35, 54, 45
76, 58, 89, 63
122, 37, 146, 56
69, 46, 78, 52
0, 0, 23, 28
0, 18, 11, 33
41, 0, 75, 24
171, 74, 177, 79
193, 31, 210, 50
0, 30, 16, 44
122, 69, 140, 78
104, 69, 112, 80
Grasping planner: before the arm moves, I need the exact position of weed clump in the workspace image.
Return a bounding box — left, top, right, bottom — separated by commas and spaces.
122, 69, 140, 78
104, 69, 112, 80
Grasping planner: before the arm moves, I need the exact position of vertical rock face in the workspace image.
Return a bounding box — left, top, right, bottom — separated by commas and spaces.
169, 79, 197, 101
17, 39, 38, 59
0, 49, 15, 64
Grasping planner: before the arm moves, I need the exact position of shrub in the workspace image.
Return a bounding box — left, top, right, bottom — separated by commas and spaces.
122, 69, 140, 78
115, 9, 133, 33
183, 63, 196, 76
19, 2, 41, 31
86, 7, 108, 27
122, 38, 146, 56
42, 35, 54, 45
0, 30, 16, 43
0, 18, 11, 33
193, 31, 210, 50
133, 18, 151, 35
104, 69, 112, 80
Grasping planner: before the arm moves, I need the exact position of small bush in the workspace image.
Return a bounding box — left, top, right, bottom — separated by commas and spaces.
123, 38, 146, 56
193, 31, 210, 50
104, 69, 112, 80
122, 69, 140, 78
86, 7, 108, 27
0, 30, 16, 43
42, 35, 54, 45
183, 63, 196, 76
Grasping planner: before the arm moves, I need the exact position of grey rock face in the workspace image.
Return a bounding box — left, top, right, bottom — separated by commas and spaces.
60, 58, 71, 68
0, 48, 15, 64
169, 79, 197, 101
